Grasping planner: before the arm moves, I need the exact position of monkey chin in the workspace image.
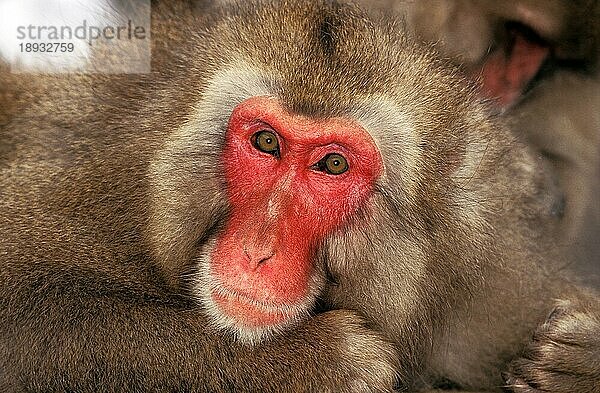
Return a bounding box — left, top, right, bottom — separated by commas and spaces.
194, 249, 314, 344
208, 284, 310, 344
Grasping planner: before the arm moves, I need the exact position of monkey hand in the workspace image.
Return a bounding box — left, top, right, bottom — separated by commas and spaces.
277, 309, 399, 393
503, 299, 600, 393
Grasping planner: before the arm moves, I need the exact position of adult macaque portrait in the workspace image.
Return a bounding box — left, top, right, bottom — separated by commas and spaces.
0, 1, 599, 392
361, 0, 600, 287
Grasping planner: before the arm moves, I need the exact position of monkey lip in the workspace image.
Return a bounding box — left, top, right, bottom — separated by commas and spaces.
210, 286, 302, 328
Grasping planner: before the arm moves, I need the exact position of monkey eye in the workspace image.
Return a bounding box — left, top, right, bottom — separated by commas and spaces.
252, 130, 280, 157
314, 153, 348, 175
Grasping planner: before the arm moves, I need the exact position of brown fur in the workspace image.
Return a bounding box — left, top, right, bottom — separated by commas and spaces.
359, 0, 600, 287
0, 1, 598, 392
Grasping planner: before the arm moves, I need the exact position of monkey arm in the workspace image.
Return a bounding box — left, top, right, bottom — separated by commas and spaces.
504, 296, 600, 393
0, 263, 399, 392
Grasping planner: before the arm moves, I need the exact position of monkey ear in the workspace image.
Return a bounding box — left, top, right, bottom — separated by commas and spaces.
474, 26, 549, 109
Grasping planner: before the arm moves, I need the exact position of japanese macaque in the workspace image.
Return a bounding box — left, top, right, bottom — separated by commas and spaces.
0, 1, 599, 393
360, 0, 600, 286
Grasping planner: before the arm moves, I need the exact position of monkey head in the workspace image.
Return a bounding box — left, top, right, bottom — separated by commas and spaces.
146, 1, 550, 344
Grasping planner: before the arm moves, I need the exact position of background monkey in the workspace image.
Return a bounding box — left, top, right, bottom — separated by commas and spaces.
1, 1, 599, 392
359, 0, 600, 287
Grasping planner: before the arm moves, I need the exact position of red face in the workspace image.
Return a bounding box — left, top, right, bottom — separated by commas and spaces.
208, 96, 383, 331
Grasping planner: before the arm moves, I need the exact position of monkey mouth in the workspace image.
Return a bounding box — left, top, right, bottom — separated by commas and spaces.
476, 22, 550, 109
209, 284, 305, 329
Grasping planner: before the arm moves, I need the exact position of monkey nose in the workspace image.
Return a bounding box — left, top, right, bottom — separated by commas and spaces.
243, 246, 275, 271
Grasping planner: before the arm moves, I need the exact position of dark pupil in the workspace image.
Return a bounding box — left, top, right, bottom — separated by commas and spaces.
254, 131, 279, 154
323, 153, 348, 175
261, 135, 275, 149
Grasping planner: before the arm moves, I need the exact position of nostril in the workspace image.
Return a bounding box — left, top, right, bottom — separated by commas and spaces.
257, 254, 274, 266
243, 246, 274, 270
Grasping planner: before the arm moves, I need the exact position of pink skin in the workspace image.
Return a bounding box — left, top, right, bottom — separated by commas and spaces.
475, 28, 549, 108
209, 96, 383, 328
